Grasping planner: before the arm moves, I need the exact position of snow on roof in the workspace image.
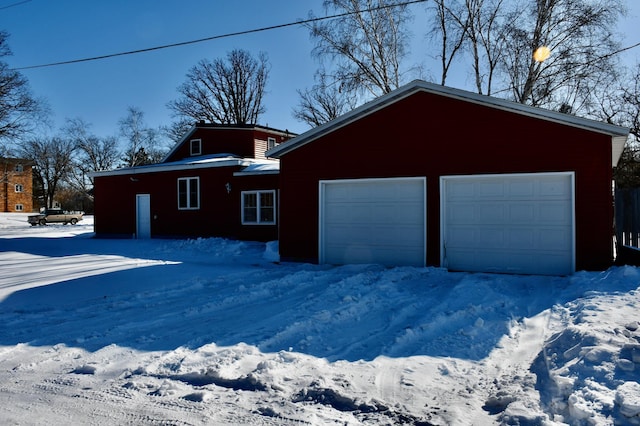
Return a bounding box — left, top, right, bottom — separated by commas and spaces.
267, 80, 630, 167
233, 160, 280, 176
89, 154, 272, 178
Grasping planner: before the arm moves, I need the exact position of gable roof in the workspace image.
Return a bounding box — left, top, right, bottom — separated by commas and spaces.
267, 80, 629, 167
162, 122, 295, 163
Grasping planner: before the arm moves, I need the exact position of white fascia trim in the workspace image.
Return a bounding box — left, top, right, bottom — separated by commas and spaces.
160, 124, 198, 162
233, 170, 280, 176
89, 158, 251, 178
267, 80, 629, 159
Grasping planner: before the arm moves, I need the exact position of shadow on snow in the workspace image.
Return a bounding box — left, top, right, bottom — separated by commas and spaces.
1, 234, 637, 362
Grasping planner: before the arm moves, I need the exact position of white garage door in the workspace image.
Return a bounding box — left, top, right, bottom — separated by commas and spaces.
319, 178, 426, 266
441, 172, 574, 275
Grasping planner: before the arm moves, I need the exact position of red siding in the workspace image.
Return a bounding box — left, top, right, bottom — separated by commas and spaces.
166, 128, 258, 161
165, 127, 293, 162
278, 91, 615, 270
94, 168, 279, 241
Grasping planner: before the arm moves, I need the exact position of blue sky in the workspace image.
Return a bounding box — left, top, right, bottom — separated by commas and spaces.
1, 0, 639, 139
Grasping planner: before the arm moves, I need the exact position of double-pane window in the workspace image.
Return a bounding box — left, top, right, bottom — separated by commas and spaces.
178, 177, 200, 209
242, 190, 275, 224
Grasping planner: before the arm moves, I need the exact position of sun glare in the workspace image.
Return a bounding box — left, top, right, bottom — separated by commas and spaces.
533, 46, 551, 62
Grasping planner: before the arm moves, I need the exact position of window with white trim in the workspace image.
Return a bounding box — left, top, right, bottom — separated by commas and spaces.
15, 184, 23, 193
267, 137, 277, 150
242, 190, 276, 225
15, 204, 23, 211
190, 139, 202, 156
177, 177, 200, 210
15, 164, 23, 172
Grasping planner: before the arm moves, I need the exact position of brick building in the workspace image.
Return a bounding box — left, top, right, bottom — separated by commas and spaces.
1, 158, 33, 213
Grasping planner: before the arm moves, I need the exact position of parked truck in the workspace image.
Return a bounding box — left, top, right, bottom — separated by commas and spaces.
28, 208, 84, 226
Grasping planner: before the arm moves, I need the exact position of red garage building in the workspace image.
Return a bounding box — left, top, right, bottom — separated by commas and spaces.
267, 80, 629, 275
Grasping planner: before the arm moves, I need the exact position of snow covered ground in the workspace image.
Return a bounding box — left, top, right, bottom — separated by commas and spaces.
0, 212, 639, 425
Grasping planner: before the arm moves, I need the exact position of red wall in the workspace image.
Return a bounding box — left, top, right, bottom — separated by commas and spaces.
278, 91, 615, 270
166, 128, 257, 161
93, 168, 279, 241
165, 127, 293, 161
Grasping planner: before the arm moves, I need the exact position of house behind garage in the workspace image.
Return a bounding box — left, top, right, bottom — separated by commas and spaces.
91, 123, 293, 241
267, 80, 629, 275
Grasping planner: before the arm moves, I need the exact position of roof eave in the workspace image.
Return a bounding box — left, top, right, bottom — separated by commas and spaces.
89, 158, 252, 178
266, 80, 630, 161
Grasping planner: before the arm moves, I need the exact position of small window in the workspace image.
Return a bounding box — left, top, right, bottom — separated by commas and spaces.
267, 137, 277, 150
15, 204, 23, 211
15, 184, 23, 193
242, 190, 276, 225
14, 164, 23, 172
177, 177, 200, 210
190, 139, 202, 156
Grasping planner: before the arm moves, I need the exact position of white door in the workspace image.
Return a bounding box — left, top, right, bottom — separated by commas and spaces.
441, 172, 574, 275
319, 178, 426, 266
136, 194, 151, 239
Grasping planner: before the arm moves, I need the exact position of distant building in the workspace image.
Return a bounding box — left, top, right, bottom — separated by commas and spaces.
1, 157, 34, 213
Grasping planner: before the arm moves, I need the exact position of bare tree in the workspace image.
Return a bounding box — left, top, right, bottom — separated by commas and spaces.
622, 66, 640, 143
308, 0, 413, 98
63, 118, 120, 189
0, 31, 49, 146
611, 64, 640, 188
18, 136, 75, 208
428, 0, 624, 113
119, 107, 166, 167
428, 0, 469, 85
501, 0, 625, 110
465, 0, 513, 96
293, 72, 358, 127
162, 118, 195, 144
168, 49, 269, 125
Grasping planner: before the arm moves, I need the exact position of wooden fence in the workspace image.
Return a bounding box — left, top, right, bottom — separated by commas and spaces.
615, 188, 640, 265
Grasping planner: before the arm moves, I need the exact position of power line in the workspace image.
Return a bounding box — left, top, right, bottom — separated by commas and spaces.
13, 0, 428, 71
0, 0, 31, 11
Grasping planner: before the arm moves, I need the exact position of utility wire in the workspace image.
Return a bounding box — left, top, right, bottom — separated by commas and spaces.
13, 0, 428, 71
0, 0, 31, 11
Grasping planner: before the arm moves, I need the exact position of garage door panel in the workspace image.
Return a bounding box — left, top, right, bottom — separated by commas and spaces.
326, 244, 424, 266
538, 202, 572, 223
508, 181, 535, 197
478, 181, 506, 197
442, 173, 574, 275
477, 204, 505, 222
538, 228, 572, 247
447, 247, 570, 274
539, 177, 572, 196
320, 178, 426, 267
325, 204, 372, 223
325, 202, 424, 224
508, 204, 536, 222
